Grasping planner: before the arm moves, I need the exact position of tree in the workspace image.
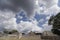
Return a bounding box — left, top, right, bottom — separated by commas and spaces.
48, 12, 60, 35
3, 29, 9, 34
3, 29, 19, 34
48, 15, 54, 25
51, 29, 60, 35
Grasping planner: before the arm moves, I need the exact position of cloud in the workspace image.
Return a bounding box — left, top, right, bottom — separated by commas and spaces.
39, 0, 58, 8
35, 0, 59, 31
0, 0, 59, 33
0, 10, 44, 33
39, 19, 44, 23
0, 0, 36, 18
34, 0, 60, 32
3, 18, 17, 31
0, 10, 17, 31
46, 16, 50, 20
36, 0, 59, 15
42, 21, 52, 31
17, 20, 44, 34
0, 10, 15, 24
0, 0, 44, 34
58, 0, 60, 7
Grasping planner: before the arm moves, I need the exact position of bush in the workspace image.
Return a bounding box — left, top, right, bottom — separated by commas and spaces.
51, 29, 60, 35
3, 29, 19, 34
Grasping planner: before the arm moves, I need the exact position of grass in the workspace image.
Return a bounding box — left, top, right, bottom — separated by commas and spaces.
0, 35, 41, 40
0, 35, 59, 40
20, 35, 41, 40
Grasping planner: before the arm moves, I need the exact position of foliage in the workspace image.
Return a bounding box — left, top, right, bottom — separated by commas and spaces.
48, 12, 60, 35
51, 29, 60, 35
3, 29, 18, 34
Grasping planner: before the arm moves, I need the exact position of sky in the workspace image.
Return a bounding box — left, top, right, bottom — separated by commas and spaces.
0, 0, 60, 34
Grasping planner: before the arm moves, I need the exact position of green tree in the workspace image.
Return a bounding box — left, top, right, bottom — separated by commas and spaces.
3, 29, 19, 34
48, 12, 60, 35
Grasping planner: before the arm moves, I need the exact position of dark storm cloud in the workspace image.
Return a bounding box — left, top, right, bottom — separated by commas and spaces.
0, 0, 35, 17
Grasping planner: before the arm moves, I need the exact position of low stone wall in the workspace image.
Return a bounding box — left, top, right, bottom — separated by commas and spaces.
41, 36, 60, 40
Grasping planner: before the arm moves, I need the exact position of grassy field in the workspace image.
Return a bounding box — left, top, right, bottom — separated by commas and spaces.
0, 35, 41, 40
20, 35, 41, 40
0, 34, 59, 40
